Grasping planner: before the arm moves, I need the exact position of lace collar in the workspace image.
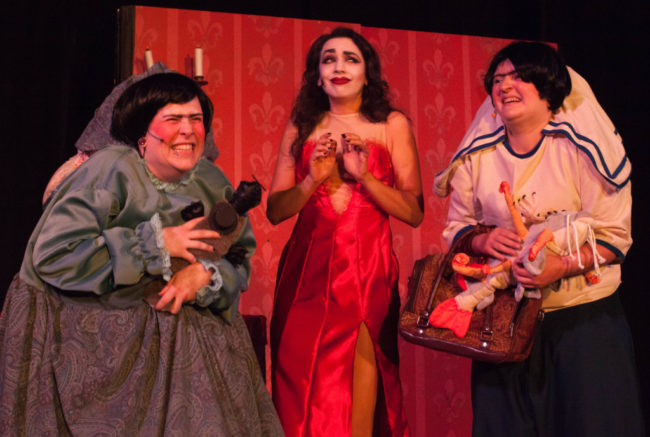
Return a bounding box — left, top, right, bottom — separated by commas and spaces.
139, 157, 201, 192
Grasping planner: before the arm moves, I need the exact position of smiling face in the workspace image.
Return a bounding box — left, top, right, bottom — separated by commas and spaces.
491, 59, 551, 127
143, 97, 205, 182
318, 37, 366, 110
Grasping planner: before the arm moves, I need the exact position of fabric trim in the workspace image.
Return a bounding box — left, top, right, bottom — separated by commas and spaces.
445, 125, 505, 166
452, 224, 477, 244
151, 213, 172, 281
434, 67, 630, 197
195, 259, 224, 307
542, 121, 630, 189
140, 156, 202, 192
503, 136, 544, 159
596, 239, 625, 262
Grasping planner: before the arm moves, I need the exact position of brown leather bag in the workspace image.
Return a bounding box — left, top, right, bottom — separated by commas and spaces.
399, 229, 545, 363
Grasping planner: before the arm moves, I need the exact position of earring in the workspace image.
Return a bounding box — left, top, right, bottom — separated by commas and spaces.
490, 101, 497, 118
317, 78, 323, 87
138, 137, 146, 157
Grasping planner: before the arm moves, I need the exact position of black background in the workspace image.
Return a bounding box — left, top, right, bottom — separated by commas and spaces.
3, 0, 648, 431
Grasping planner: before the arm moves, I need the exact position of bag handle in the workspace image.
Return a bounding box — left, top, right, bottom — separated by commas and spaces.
417, 225, 493, 328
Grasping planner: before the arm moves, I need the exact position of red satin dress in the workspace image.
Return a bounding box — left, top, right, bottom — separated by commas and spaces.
270, 113, 410, 437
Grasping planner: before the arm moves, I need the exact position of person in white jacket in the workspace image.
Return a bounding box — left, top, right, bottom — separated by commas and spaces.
434, 41, 644, 437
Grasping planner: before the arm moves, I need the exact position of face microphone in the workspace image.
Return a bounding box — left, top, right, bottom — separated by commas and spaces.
147, 130, 165, 142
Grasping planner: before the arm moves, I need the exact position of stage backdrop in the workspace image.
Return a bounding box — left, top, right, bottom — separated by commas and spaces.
130, 6, 512, 436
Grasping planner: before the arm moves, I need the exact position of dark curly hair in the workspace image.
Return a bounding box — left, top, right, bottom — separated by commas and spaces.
484, 41, 571, 112
290, 27, 397, 159
111, 72, 213, 148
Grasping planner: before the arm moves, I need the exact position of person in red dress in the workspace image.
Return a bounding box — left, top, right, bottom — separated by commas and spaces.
267, 27, 423, 437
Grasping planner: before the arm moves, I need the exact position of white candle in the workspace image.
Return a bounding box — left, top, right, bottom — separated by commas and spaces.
194, 46, 203, 78
144, 48, 154, 69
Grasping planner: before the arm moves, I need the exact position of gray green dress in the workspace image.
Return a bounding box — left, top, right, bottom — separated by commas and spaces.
0, 145, 283, 436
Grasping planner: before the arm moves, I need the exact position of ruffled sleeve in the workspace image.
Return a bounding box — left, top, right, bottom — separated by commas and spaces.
205, 215, 256, 321
177, 160, 257, 320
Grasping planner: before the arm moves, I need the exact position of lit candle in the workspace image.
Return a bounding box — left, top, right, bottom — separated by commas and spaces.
194, 46, 203, 78
144, 48, 154, 69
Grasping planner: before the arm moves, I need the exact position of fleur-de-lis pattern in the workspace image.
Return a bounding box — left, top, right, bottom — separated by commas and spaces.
249, 92, 286, 135
134, 7, 512, 436
210, 118, 223, 142
187, 15, 223, 49
424, 93, 457, 135
423, 48, 455, 90
249, 16, 285, 38
248, 43, 285, 86
249, 139, 278, 190
369, 29, 400, 65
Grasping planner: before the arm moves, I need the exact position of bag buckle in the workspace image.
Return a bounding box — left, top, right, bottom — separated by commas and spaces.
479, 329, 493, 348
416, 311, 430, 331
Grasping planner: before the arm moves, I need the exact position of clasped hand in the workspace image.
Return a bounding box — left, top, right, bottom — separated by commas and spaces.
155, 262, 212, 314
472, 227, 521, 260
473, 226, 565, 289
309, 132, 337, 184
309, 132, 369, 184
512, 253, 565, 289
163, 217, 221, 263
156, 217, 222, 313
341, 132, 369, 182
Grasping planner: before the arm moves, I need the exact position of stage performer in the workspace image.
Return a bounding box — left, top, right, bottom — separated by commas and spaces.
434, 41, 644, 437
0, 72, 284, 436
267, 27, 423, 436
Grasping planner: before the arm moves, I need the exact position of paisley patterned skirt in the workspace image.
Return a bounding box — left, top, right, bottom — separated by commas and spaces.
0, 275, 284, 436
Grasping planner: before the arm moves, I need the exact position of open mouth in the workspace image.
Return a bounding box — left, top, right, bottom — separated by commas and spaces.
171, 144, 194, 152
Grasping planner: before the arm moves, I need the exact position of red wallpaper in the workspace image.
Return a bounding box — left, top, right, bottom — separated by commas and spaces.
133, 7, 513, 436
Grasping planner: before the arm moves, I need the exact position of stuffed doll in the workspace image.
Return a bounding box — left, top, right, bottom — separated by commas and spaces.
177, 179, 262, 265
143, 179, 263, 312
429, 181, 604, 338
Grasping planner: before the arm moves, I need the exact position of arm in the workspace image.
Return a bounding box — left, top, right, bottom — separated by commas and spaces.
32, 188, 220, 294
155, 261, 212, 314
32, 187, 163, 293
157, 195, 258, 316
32, 147, 223, 296
513, 243, 617, 289
266, 122, 336, 224
207, 216, 256, 312
443, 155, 521, 258
514, 154, 632, 288
342, 112, 424, 227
